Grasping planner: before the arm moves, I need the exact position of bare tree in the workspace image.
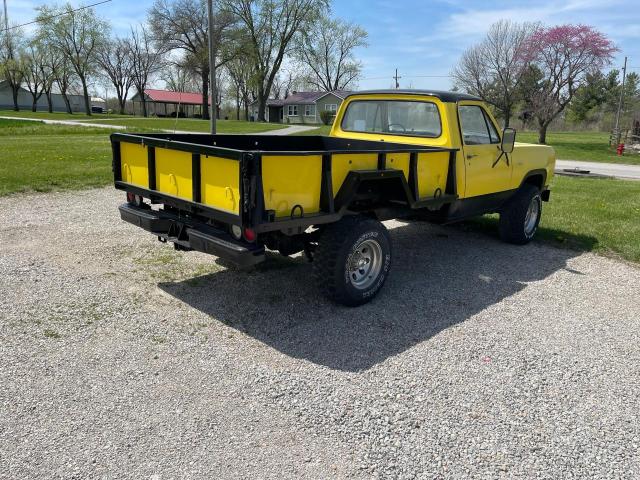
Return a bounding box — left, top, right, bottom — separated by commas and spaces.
222, 0, 328, 122
148, 0, 237, 120
35, 3, 109, 115
127, 25, 164, 117
22, 43, 48, 111
452, 20, 536, 127
40, 45, 59, 113
162, 62, 200, 92
296, 16, 367, 92
52, 54, 76, 114
225, 55, 255, 119
522, 25, 617, 143
97, 38, 134, 115
0, 22, 25, 111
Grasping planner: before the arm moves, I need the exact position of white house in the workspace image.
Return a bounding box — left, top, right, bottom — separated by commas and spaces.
249, 90, 352, 124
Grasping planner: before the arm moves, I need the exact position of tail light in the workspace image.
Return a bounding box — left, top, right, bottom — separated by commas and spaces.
243, 227, 256, 242
126, 193, 144, 206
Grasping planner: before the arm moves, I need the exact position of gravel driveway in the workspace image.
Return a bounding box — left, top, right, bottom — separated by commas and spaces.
1, 188, 639, 479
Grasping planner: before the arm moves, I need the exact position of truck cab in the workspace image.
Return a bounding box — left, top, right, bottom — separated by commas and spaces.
113, 89, 555, 306
331, 90, 555, 218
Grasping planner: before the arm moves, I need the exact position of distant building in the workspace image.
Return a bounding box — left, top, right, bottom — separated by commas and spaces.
130, 89, 208, 117
249, 90, 352, 124
0, 80, 84, 112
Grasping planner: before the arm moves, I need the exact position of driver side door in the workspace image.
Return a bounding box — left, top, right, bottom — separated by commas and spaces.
458, 103, 512, 198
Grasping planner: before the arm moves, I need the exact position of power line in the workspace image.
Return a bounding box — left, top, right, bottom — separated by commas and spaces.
1, 0, 112, 32
362, 74, 453, 81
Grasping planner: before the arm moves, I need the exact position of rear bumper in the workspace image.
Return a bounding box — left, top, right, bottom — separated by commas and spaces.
119, 204, 265, 267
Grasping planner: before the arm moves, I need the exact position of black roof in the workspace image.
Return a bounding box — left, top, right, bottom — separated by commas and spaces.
346, 89, 482, 102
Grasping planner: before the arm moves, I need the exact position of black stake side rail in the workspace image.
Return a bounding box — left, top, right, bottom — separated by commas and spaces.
110, 133, 459, 234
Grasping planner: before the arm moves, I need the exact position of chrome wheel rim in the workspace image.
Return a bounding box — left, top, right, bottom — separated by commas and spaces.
524, 196, 540, 236
348, 239, 383, 290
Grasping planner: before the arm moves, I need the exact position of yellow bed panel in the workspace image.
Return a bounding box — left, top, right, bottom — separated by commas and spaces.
262, 155, 322, 218
386, 152, 410, 182
120, 142, 149, 188
201, 155, 240, 215
331, 153, 378, 193
155, 148, 193, 200
417, 151, 449, 199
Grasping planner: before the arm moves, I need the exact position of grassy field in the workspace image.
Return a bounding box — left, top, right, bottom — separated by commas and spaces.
0, 109, 286, 134
0, 110, 128, 120
0, 120, 113, 195
462, 175, 640, 263
292, 125, 331, 136
516, 131, 638, 165
77, 117, 286, 133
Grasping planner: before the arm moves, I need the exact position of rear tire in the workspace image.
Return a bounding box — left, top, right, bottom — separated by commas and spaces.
313, 216, 391, 306
499, 184, 542, 245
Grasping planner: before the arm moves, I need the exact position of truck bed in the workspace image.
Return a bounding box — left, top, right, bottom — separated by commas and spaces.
111, 133, 458, 237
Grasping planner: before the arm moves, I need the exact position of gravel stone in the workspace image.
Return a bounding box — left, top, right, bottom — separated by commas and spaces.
1, 187, 639, 479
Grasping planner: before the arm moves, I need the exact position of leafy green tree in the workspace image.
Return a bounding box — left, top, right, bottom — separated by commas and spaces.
148, 0, 238, 120
222, 0, 329, 122
567, 70, 618, 123
295, 16, 368, 92
0, 20, 26, 111
35, 3, 109, 115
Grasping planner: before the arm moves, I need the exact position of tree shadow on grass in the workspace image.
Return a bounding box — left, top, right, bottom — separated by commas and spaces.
158, 220, 596, 372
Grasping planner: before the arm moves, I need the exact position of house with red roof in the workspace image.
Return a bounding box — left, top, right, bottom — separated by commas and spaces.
130, 88, 210, 117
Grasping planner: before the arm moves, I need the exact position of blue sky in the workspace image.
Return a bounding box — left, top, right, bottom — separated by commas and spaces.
7, 0, 640, 91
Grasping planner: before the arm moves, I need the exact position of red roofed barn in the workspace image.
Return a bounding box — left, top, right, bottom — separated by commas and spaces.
130, 89, 210, 117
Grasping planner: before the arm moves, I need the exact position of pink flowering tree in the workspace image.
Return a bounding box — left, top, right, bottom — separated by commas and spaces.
522, 25, 617, 143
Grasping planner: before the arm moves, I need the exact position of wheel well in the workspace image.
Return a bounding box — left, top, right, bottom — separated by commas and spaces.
523, 173, 544, 190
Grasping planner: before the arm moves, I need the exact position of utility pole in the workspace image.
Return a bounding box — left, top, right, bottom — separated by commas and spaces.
393, 69, 401, 89
3, 0, 12, 58
3, 0, 8, 32
207, 0, 216, 134
614, 56, 628, 145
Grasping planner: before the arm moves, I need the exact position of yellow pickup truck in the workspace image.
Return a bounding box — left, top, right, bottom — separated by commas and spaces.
112, 90, 555, 306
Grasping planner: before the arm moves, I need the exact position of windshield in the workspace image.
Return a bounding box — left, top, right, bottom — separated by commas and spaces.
341, 100, 442, 138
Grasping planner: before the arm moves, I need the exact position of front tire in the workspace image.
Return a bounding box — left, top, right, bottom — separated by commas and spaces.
499, 184, 542, 245
313, 216, 392, 306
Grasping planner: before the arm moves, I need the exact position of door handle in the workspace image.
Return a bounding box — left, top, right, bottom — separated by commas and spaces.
466, 154, 478, 159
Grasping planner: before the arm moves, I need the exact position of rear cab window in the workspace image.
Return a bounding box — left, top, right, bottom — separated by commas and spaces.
341, 100, 442, 138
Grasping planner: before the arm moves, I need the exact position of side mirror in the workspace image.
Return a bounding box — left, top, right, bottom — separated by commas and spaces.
501, 127, 516, 154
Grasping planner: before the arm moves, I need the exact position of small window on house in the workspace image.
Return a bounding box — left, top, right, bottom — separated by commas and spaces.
287, 105, 298, 116
304, 104, 316, 116
325, 104, 337, 112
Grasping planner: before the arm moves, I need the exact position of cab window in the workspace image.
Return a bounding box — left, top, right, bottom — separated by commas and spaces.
459, 105, 500, 145
341, 100, 441, 138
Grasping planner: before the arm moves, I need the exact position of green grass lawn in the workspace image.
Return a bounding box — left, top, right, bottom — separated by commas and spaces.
0, 109, 286, 134
464, 175, 640, 262
77, 117, 286, 133
517, 131, 639, 165
0, 109, 129, 120
0, 120, 113, 195
0, 119, 111, 195
292, 125, 332, 136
